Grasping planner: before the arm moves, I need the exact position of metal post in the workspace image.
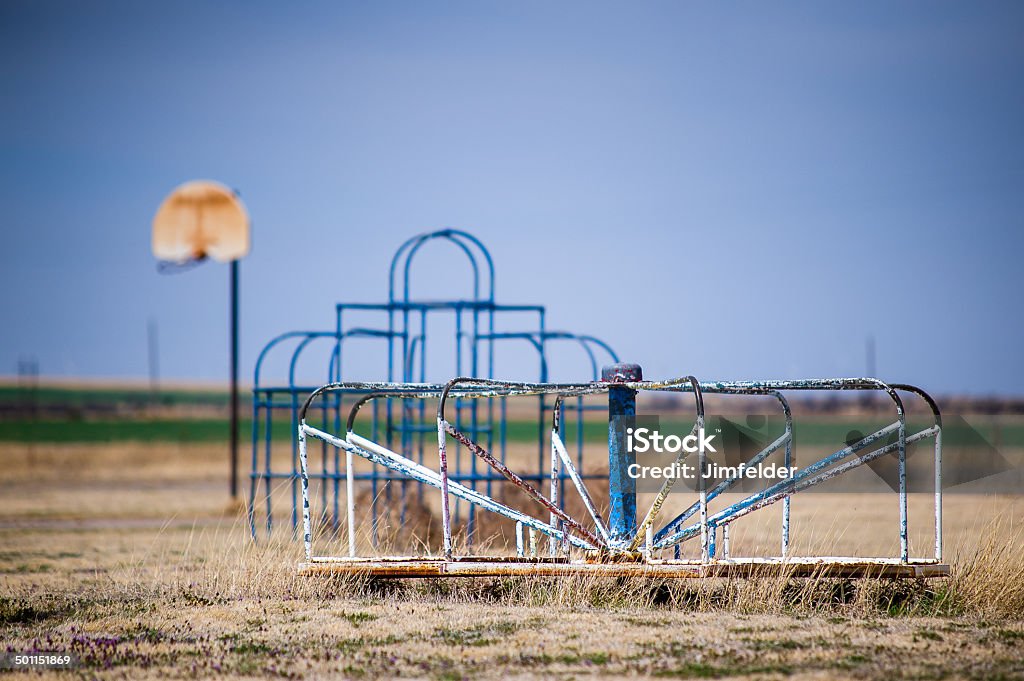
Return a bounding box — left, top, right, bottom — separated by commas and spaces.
603, 363, 641, 547
230, 259, 240, 500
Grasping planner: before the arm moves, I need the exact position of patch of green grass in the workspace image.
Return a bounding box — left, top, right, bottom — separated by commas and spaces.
835, 653, 870, 670
7, 562, 52, 574
0, 596, 70, 625
653, 662, 720, 678
434, 620, 523, 647
336, 634, 403, 653
125, 624, 166, 644
433, 671, 464, 681
338, 610, 378, 626
996, 629, 1023, 645
749, 637, 807, 651
231, 640, 275, 656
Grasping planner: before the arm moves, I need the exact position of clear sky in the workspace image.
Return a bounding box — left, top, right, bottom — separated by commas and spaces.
1, 2, 1022, 394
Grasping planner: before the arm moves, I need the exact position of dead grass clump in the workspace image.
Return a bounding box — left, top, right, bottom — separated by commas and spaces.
942, 520, 1024, 618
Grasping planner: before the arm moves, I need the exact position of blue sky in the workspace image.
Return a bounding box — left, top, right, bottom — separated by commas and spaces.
1, 2, 1022, 394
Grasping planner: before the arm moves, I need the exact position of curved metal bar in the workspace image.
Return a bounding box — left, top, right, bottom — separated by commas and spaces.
440, 229, 496, 302
256, 329, 397, 390
254, 330, 337, 389
474, 333, 550, 383
892, 383, 943, 561
539, 332, 600, 380
387, 233, 428, 304
402, 232, 481, 303
388, 229, 496, 304
577, 335, 620, 364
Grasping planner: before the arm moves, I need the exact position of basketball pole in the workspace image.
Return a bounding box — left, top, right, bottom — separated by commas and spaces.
230, 259, 239, 500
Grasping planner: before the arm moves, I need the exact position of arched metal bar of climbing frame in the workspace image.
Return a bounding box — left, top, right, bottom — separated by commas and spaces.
389, 230, 497, 544
250, 329, 407, 537
389, 229, 495, 304
250, 330, 336, 539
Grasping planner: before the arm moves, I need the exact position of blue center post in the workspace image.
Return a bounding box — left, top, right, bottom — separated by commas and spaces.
603, 362, 642, 547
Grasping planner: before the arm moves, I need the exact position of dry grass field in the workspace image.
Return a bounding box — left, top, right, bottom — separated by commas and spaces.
2, 441, 1023, 679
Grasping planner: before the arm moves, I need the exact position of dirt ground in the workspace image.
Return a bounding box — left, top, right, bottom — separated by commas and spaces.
2, 442, 1023, 679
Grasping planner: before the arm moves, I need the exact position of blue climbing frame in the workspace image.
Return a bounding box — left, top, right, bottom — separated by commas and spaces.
248, 230, 618, 544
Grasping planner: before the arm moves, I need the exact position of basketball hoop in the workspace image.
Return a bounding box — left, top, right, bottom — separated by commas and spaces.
152, 180, 249, 268
152, 179, 251, 499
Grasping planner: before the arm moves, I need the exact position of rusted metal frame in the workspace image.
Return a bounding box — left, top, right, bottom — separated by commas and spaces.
302, 376, 711, 405
652, 390, 792, 554
310, 384, 601, 560
628, 376, 704, 553
436, 415, 455, 558
892, 384, 943, 561
662, 379, 908, 561
779, 392, 793, 557
299, 422, 594, 557
655, 423, 937, 550
551, 396, 611, 544
299, 376, 937, 568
